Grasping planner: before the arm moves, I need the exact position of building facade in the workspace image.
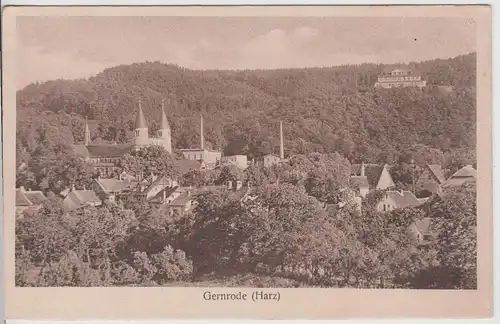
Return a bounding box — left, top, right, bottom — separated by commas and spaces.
374, 68, 426, 89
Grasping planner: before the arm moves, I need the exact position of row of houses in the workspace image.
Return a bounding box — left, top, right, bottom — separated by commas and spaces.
347, 163, 476, 246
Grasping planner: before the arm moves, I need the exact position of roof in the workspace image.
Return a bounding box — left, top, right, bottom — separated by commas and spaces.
169, 193, 193, 206
160, 104, 170, 129
96, 178, 136, 192
385, 190, 421, 209
75, 190, 101, 203
451, 165, 477, 178
73, 145, 90, 159
426, 164, 446, 184
16, 188, 47, 207
16, 189, 33, 206
178, 159, 203, 174
25, 191, 47, 205
148, 186, 179, 203
420, 182, 441, 194
63, 190, 101, 210
351, 164, 385, 189
441, 165, 477, 188
413, 217, 432, 235
380, 66, 421, 76
87, 144, 133, 158
350, 175, 369, 189
135, 102, 148, 129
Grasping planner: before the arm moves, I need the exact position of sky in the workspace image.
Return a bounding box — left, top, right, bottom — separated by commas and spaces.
16, 16, 476, 89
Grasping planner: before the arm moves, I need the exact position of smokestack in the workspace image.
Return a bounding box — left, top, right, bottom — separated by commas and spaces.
361, 162, 365, 177
279, 121, 284, 159
200, 114, 205, 150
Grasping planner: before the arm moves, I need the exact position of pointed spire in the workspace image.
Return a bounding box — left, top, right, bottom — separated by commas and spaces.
84, 116, 91, 146
160, 98, 170, 129
200, 114, 205, 150
279, 121, 284, 159
135, 100, 147, 129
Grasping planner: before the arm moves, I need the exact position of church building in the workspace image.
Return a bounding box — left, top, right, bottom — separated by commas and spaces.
73, 99, 172, 177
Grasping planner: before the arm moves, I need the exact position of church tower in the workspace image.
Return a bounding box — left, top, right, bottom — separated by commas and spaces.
134, 100, 149, 150
84, 117, 91, 146
158, 98, 172, 154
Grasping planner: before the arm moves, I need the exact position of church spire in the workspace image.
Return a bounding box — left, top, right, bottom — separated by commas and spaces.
135, 99, 147, 129
160, 98, 170, 129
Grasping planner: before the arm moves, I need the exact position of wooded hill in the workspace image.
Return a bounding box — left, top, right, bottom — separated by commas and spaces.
16, 52, 476, 165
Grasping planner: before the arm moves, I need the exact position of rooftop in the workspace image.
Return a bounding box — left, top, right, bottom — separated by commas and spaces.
385, 190, 421, 209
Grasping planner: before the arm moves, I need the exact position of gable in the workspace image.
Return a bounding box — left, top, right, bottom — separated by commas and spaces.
376, 166, 394, 190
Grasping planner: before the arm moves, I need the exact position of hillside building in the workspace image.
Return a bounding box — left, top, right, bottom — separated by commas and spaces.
180, 115, 222, 169
73, 99, 172, 176
133, 99, 172, 153
374, 68, 426, 89
263, 121, 289, 167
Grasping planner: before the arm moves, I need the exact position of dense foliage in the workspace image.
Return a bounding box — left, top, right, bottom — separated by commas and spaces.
16, 152, 476, 288
17, 53, 476, 166
15, 53, 477, 288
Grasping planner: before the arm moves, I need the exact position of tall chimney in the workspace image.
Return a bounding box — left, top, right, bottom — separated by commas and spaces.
279, 121, 284, 159
361, 162, 365, 177
200, 114, 205, 150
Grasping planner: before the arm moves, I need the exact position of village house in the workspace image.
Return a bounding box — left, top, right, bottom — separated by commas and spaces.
374, 68, 426, 89
220, 155, 248, 170
376, 190, 421, 212
263, 121, 289, 168
180, 115, 222, 169
91, 176, 138, 203
351, 163, 395, 192
178, 159, 208, 175
162, 180, 251, 217
139, 175, 178, 202
441, 165, 477, 188
407, 217, 434, 246
62, 185, 102, 211
416, 164, 446, 196
15, 186, 47, 218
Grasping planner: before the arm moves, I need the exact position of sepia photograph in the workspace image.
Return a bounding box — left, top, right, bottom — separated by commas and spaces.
2, 5, 493, 320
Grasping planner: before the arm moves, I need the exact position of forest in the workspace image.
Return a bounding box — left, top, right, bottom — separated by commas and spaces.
15, 52, 477, 288
16, 52, 476, 167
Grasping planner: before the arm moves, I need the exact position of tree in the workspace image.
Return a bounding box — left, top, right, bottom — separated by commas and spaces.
119, 145, 180, 181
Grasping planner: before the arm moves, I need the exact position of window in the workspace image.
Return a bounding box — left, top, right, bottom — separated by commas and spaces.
383, 204, 386, 211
